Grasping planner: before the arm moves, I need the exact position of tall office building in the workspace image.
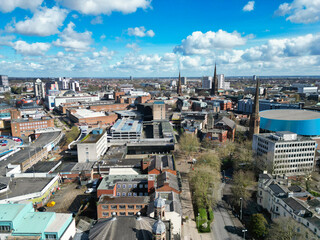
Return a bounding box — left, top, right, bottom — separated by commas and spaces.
253, 132, 316, 176
0, 75, 9, 87
217, 74, 224, 89
202, 76, 212, 89
34, 78, 46, 99
181, 77, 187, 85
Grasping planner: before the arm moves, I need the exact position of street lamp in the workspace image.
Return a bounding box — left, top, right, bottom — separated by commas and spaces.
242, 229, 247, 239
240, 197, 243, 221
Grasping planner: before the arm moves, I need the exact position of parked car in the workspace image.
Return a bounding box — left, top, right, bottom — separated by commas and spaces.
37, 207, 47, 212
1, 144, 6, 146
85, 188, 95, 194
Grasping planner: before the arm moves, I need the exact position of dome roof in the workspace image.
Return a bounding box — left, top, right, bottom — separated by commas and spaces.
63, 90, 77, 96
154, 195, 165, 208
152, 219, 166, 235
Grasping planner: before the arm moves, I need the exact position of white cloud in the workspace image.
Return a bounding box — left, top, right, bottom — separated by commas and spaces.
58, 0, 151, 15
92, 47, 114, 59
12, 40, 50, 56
127, 26, 155, 37
0, 0, 43, 13
243, 1, 255, 12
7, 7, 68, 36
91, 16, 103, 25
126, 43, 141, 51
0, 35, 16, 46
174, 30, 247, 55
100, 34, 106, 40
275, 0, 320, 23
53, 22, 93, 52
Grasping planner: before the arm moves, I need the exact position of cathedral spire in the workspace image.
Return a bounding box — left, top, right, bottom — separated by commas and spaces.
211, 63, 218, 96
177, 71, 182, 96
249, 77, 260, 139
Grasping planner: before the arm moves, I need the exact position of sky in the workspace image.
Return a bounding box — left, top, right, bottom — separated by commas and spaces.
0, 0, 320, 77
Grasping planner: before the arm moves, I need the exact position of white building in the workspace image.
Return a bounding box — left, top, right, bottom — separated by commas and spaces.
181, 77, 187, 85
253, 132, 316, 176
258, 173, 320, 238
202, 76, 212, 89
34, 78, 46, 99
45, 93, 100, 110
109, 119, 142, 140
298, 87, 318, 94
77, 129, 108, 163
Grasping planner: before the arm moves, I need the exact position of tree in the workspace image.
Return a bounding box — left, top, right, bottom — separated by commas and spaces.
249, 213, 268, 240
266, 217, 308, 240
65, 126, 80, 145
230, 170, 254, 208
179, 132, 200, 155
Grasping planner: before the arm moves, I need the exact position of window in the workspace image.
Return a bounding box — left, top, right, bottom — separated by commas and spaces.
45, 234, 57, 240
117, 184, 121, 188
133, 193, 137, 196
136, 205, 142, 209
102, 205, 109, 209
139, 192, 143, 196
128, 192, 132, 196
123, 184, 126, 189
117, 192, 120, 196
0, 226, 10, 232
144, 184, 148, 188
122, 192, 126, 196
128, 184, 132, 188
111, 205, 117, 209
128, 212, 134, 216
102, 212, 109, 217
128, 205, 134, 209
139, 184, 143, 188
133, 184, 137, 188
119, 205, 125, 209
120, 212, 126, 216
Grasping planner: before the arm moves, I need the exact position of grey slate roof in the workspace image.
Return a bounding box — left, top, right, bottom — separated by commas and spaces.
156, 172, 180, 192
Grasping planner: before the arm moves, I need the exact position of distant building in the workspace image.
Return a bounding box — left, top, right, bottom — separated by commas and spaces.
34, 78, 46, 99
153, 101, 166, 120
181, 77, 187, 85
0, 202, 75, 240
253, 132, 316, 176
202, 76, 212, 89
244, 86, 264, 95
0, 75, 9, 87
45, 81, 59, 95
67, 108, 117, 126
77, 129, 108, 163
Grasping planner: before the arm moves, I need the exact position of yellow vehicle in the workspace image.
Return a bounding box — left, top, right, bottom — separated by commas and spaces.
46, 201, 55, 207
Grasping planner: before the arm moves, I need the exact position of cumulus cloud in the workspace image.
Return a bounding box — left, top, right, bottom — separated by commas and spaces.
243, 1, 255, 12
12, 40, 50, 56
53, 22, 93, 52
126, 43, 141, 51
91, 16, 103, 25
275, 0, 320, 23
0, 0, 43, 13
174, 30, 247, 55
92, 47, 114, 59
127, 26, 155, 37
7, 7, 68, 36
57, 0, 151, 15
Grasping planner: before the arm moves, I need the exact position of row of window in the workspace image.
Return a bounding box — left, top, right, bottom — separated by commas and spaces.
275, 142, 315, 148
275, 153, 314, 158
274, 168, 311, 174
116, 192, 148, 197
102, 204, 143, 210
274, 159, 314, 163
275, 148, 315, 153
0, 226, 10, 232
117, 183, 148, 189
102, 211, 139, 217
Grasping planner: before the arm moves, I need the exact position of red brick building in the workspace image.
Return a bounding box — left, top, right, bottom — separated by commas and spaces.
11, 117, 54, 137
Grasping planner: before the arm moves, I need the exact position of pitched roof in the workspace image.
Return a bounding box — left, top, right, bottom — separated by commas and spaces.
156, 172, 180, 192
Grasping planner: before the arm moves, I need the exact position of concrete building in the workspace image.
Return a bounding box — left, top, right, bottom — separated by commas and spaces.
77, 129, 108, 163
202, 76, 212, 89
0, 75, 9, 87
153, 102, 166, 120
181, 77, 187, 85
238, 99, 302, 114
0, 202, 75, 240
34, 79, 46, 99
257, 173, 320, 238
109, 119, 142, 140
244, 86, 264, 95
253, 132, 316, 176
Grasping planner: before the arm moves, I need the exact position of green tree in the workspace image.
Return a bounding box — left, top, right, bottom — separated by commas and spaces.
179, 132, 200, 155
230, 170, 254, 208
249, 213, 268, 240
266, 217, 308, 240
65, 126, 80, 145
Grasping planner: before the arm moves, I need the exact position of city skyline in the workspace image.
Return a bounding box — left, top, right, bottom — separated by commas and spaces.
0, 0, 319, 77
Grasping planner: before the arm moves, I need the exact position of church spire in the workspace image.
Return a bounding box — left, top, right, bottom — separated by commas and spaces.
249, 77, 260, 139
177, 71, 182, 96
211, 63, 218, 96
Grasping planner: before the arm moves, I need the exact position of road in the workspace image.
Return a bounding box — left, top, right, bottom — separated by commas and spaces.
211, 183, 244, 240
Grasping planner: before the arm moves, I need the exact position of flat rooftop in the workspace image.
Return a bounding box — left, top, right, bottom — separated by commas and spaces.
98, 195, 149, 204
25, 161, 60, 173
98, 175, 148, 190
80, 131, 105, 144
72, 109, 106, 119
14, 212, 55, 234
111, 119, 142, 133
0, 177, 55, 200
45, 213, 71, 233
260, 109, 320, 120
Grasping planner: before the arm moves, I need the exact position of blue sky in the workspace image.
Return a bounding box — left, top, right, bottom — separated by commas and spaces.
0, 0, 319, 77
